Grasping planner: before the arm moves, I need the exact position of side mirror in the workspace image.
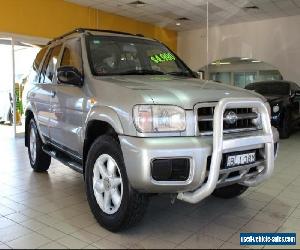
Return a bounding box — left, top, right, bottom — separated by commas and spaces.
57, 66, 83, 86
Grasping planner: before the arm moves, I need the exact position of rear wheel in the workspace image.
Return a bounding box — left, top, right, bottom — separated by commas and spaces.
85, 135, 148, 232
212, 184, 248, 199
28, 119, 51, 172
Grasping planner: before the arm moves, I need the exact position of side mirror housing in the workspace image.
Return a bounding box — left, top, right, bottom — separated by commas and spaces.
57, 66, 83, 86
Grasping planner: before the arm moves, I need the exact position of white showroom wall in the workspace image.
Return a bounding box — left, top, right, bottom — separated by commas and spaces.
177, 14, 300, 83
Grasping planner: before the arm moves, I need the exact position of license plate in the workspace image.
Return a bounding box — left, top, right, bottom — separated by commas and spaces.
226, 151, 256, 168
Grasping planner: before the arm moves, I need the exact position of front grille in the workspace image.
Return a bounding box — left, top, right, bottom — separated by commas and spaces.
198, 106, 260, 135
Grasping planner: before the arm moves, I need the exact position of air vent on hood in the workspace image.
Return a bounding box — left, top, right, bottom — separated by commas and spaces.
128, 1, 146, 7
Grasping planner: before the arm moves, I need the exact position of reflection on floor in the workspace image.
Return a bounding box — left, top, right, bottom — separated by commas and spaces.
0, 129, 300, 249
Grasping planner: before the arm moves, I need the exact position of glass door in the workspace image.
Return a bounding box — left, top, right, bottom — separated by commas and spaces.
13, 40, 41, 136
0, 34, 44, 138
0, 37, 14, 138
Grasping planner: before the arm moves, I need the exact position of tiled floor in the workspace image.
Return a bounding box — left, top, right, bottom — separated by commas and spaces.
0, 126, 300, 249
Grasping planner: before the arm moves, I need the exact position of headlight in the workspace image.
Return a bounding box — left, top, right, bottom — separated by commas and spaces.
133, 105, 186, 133
272, 105, 280, 113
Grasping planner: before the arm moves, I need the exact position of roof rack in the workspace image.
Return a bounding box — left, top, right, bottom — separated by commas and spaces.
47, 28, 144, 45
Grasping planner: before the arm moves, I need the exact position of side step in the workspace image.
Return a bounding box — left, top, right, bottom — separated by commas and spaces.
43, 145, 83, 174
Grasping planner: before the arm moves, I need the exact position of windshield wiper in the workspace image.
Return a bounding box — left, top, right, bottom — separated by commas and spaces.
167, 71, 192, 77
118, 69, 166, 75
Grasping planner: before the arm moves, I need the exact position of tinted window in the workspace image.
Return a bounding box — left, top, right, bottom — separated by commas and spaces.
28, 47, 47, 84
40, 45, 62, 83
246, 82, 290, 96
86, 35, 193, 77
61, 38, 82, 73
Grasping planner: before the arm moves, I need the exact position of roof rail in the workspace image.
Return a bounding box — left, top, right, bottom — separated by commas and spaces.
47, 28, 143, 45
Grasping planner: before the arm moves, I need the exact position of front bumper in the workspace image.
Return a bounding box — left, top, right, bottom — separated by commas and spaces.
119, 127, 279, 194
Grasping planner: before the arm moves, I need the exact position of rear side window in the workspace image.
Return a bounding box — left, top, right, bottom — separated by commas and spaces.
40, 45, 62, 83
60, 38, 83, 73
28, 47, 47, 84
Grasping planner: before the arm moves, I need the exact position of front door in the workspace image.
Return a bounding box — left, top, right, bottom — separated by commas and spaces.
49, 38, 84, 157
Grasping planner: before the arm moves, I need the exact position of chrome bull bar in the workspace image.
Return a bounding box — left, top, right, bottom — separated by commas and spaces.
177, 98, 274, 204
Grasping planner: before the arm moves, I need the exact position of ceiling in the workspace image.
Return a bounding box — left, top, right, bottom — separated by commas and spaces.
66, 0, 300, 31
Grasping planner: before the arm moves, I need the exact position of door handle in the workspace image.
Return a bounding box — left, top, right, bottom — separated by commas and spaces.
51, 91, 56, 98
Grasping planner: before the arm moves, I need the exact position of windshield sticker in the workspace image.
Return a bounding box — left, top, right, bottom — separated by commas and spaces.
150, 53, 176, 64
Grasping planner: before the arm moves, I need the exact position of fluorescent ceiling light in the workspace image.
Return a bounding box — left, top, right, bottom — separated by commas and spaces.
252, 60, 261, 63
176, 22, 181, 26
211, 62, 231, 65
241, 57, 250, 60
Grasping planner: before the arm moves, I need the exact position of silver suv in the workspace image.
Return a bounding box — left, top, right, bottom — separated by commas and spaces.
24, 28, 279, 231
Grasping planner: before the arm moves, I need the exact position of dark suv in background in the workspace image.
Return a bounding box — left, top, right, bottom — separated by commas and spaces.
246, 80, 300, 138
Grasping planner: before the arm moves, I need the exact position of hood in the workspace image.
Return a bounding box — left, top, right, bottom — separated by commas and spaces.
97, 75, 265, 109
264, 95, 285, 103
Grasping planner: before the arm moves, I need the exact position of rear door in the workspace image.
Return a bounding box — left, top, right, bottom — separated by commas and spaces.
49, 38, 84, 157
34, 44, 62, 138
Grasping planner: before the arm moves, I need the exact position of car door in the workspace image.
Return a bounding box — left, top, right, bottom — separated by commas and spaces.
291, 83, 300, 120
35, 44, 62, 138
49, 38, 84, 158
24, 47, 53, 137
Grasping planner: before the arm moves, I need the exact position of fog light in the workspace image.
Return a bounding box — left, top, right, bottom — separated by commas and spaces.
151, 158, 190, 181
273, 105, 280, 113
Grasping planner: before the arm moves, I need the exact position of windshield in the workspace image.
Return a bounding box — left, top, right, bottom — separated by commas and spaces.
245, 82, 290, 96
86, 35, 194, 77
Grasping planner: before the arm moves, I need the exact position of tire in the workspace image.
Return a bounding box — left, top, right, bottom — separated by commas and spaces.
85, 135, 148, 232
28, 119, 51, 172
212, 184, 248, 199
279, 111, 291, 139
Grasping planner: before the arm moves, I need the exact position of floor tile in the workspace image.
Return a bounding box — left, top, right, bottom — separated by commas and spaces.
0, 243, 11, 249
0, 224, 32, 243
0, 205, 15, 216
0, 217, 16, 229
71, 229, 102, 244
7, 233, 50, 249
130, 236, 177, 249
92, 238, 126, 249
56, 235, 90, 249
241, 219, 279, 233
20, 219, 47, 231
5, 212, 29, 223
38, 242, 68, 249
176, 233, 224, 249
38, 226, 67, 241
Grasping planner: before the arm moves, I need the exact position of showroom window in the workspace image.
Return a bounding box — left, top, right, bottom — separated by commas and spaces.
234, 72, 257, 88
259, 70, 283, 81
210, 72, 231, 84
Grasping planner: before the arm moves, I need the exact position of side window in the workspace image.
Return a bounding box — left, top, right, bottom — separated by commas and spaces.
40, 45, 62, 83
60, 39, 83, 73
28, 47, 47, 84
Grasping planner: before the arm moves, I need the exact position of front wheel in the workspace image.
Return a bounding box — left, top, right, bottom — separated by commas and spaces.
212, 184, 248, 199
85, 135, 148, 232
279, 111, 291, 139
